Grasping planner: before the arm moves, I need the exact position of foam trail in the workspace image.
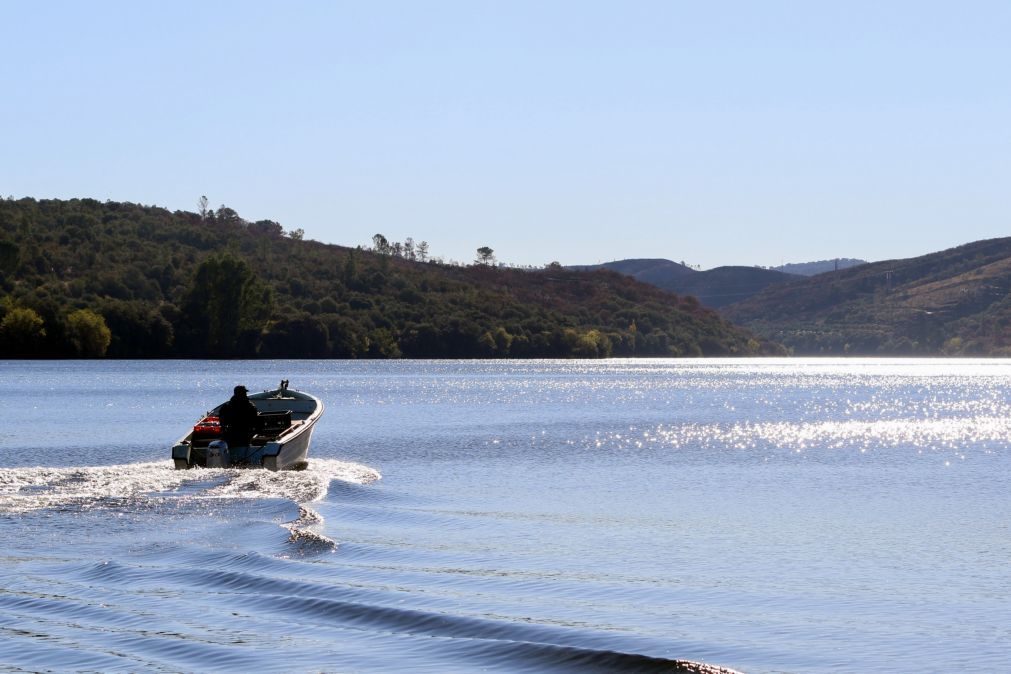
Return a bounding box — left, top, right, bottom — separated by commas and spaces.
283, 506, 339, 555
0, 458, 380, 514
205, 458, 380, 502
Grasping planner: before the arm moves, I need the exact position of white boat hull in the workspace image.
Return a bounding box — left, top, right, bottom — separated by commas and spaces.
172, 382, 324, 471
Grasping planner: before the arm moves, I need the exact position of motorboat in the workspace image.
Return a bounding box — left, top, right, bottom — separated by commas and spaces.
172, 380, 324, 470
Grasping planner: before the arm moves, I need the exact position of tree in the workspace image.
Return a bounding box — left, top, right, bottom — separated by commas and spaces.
0, 307, 46, 357
249, 220, 284, 238
98, 299, 174, 357
404, 237, 416, 261
322, 314, 368, 357
65, 308, 112, 357
260, 315, 329, 357
372, 233, 390, 255
288, 228, 305, 240
341, 250, 358, 287
181, 254, 273, 356
416, 240, 430, 262
475, 246, 495, 266
197, 195, 209, 220
0, 239, 19, 273
216, 205, 244, 226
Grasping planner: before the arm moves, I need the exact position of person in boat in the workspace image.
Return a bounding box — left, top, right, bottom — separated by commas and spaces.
218, 385, 258, 448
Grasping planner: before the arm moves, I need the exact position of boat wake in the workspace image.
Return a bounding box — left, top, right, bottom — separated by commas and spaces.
0, 459, 380, 516
282, 506, 339, 554
0, 552, 742, 673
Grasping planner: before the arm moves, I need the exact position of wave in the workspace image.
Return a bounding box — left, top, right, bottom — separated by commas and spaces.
281, 506, 338, 555
9, 558, 741, 674
219, 589, 714, 671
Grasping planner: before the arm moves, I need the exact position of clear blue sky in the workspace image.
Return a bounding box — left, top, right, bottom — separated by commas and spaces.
3, 1, 1009, 269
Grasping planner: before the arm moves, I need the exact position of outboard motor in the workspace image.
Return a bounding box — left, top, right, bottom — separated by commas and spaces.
206, 440, 231, 468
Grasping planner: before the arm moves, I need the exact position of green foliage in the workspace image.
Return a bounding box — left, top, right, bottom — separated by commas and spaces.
180, 254, 273, 357
0, 197, 777, 359
98, 299, 174, 357
372, 233, 390, 255
261, 314, 328, 357
0, 239, 19, 274
0, 307, 46, 357
475, 247, 495, 266
66, 308, 112, 357
248, 219, 284, 238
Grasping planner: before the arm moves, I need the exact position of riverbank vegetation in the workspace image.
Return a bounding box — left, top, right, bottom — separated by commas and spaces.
0, 197, 780, 358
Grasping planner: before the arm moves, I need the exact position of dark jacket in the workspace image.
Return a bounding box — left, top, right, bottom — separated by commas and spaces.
219, 393, 258, 447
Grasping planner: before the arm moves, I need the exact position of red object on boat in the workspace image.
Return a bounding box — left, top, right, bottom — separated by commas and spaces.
193, 415, 222, 438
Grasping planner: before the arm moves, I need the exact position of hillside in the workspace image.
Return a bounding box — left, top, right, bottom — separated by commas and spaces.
772, 258, 868, 276
722, 237, 1011, 355
568, 259, 799, 308
0, 197, 782, 359
569, 259, 696, 283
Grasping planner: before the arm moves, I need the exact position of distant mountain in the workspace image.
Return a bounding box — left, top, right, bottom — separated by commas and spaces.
772, 258, 868, 276
675, 266, 804, 307
722, 237, 1011, 355
569, 258, 696, 282
568, 259, 800, 308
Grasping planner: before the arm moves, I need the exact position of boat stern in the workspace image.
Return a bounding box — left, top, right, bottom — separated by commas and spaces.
172, 441, 192, 469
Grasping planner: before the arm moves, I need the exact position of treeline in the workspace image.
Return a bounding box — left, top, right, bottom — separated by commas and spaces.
0, 197, 782, 359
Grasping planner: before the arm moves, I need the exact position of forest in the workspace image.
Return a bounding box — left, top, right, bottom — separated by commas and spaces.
0, 197, 782, 359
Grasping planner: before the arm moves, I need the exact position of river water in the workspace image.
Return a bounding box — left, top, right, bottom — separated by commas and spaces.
0, 359, 1008, 673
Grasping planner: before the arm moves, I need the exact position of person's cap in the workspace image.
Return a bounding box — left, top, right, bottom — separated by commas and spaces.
234, 385, 248, 395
